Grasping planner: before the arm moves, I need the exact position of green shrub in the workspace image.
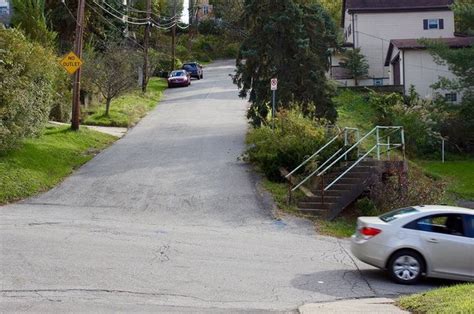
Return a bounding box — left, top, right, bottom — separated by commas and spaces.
355, 197, 378, 216
367, 89, 446, 157
246, 110, 330, 180
0, 28, 63, 152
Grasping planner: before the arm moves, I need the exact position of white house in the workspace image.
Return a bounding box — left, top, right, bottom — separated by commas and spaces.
385, 37, 473, 102
332, 0, 455, 87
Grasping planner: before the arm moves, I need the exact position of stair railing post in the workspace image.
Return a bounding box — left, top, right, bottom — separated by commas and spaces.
321, 175, 325, 205
288, 181, 292, 205
376, 127, 381, 160
344, 128, 348, 161
401, 127, 406, 161
387, 136, 390, 160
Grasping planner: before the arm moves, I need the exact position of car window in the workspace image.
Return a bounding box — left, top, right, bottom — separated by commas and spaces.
405, 214, 466, 237
466, 215, 474, 238
171, 71, 184, 77
183, 64, 196, 69
379, 207, 419, 222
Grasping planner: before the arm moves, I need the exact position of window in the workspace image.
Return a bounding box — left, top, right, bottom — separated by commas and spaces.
373, 78, 384, 86
445, 93, 457, 102
348, 24, 352, 36
466, 215, 474, 238
423, 19, 444, 30
203, 5, 209, 15
404, 214, 466, 237
380, 207, 419, 223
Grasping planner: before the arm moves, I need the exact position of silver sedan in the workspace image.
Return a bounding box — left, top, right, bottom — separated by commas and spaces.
350, 205, 474, 284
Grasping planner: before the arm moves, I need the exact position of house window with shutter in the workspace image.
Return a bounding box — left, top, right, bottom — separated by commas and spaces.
423, 19, 444, 30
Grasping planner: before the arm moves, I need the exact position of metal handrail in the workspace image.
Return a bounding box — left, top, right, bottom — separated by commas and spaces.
285, 127, 358, 179
324, 145, 377, 191
318, 127, 378, 176
291, 147, 344, 192
321, 126, 405, 190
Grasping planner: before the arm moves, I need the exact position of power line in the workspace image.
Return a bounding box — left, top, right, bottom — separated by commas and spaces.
91, 0, 149, 25
85, 1, 145, 49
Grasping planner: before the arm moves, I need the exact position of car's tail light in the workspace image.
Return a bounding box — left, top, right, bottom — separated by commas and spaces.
360, 227, 382, 237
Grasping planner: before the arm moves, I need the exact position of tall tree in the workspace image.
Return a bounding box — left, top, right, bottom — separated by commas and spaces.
339, 48, 369, 86
234, 0, 338, 126
11, 0, 57, 47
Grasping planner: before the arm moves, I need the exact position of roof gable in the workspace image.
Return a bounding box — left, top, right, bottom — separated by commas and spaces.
384, 37, 474, 66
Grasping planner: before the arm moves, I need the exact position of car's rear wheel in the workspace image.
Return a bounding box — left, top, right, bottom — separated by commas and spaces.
388, 250, 424, 285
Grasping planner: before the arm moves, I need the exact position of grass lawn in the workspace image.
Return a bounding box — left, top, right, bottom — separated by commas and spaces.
334, 90, 376, 132
417, 159, 474, 200
398, 284, 474, 314
83, 77, 167, 128
0, 125, 116, 205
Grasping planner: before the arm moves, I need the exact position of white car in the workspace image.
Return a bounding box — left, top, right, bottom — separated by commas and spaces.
351, 205, 474, 284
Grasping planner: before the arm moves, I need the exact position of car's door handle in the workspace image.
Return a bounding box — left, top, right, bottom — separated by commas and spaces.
426, 238, 439, 243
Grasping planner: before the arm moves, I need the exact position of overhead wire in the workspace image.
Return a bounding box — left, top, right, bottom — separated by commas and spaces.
85, 0, 145, 49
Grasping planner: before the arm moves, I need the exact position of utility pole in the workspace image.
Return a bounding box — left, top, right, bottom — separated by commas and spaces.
171, 0, 177, 72
142, 0, 151, 93
71, 0, 86, 131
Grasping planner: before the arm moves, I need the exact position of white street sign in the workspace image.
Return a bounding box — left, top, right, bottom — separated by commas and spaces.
271, 78, 278, 91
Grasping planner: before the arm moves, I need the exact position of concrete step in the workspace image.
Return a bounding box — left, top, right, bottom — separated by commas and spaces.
298, 202, 336, 210
304, 195, 341, 202
297, 208, 330, 216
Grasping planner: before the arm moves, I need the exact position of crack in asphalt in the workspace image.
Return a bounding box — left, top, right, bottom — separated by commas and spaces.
337, 240, 378, 297
0, 289, 271, 304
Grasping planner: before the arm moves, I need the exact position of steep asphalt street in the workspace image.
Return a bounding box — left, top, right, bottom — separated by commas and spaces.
1, 60, 439, 312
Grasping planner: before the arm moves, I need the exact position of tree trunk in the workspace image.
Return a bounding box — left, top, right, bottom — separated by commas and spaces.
105, 98, 111, 116
354, 77, 359, 86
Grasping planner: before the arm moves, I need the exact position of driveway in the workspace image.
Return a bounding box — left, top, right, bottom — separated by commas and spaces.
0, 60, 439, 312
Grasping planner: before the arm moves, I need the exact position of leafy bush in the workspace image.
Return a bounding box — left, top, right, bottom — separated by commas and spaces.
246, 110, 330, 180
369, 165, 446, 212
355, 197, 378, 216
0, 28, 63, 152
367, 89, 446, 157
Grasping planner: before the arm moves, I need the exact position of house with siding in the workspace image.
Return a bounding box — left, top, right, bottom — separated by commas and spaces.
331, 0, 456, 87
385, 37, 473, 102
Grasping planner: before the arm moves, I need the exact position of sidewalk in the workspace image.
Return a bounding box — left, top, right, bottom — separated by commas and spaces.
299, 297, 408, 314
49, 121, 127, 138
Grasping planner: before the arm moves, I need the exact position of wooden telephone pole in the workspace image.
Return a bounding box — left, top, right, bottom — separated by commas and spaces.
71, 0, 86, 131
171, 0, 177, 72
142, 0, 151, 93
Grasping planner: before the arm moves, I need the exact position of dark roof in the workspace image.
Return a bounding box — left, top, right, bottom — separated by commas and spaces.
384, 37, 474, 66
345, 0, 453, 13
342, 0, 453, 26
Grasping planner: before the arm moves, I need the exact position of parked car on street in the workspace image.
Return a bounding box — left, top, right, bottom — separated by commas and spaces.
351, 205, 474, 284
182, 62, 203, 80
168, 70, 191, 88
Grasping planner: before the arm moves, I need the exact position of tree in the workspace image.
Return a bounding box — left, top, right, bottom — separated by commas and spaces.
11, 0, 57, 47
453, 0, 474, 35
234, 0, 338, 126
339, 48, 369, 86
83, 45, 138, 116
423, 1, 474, 152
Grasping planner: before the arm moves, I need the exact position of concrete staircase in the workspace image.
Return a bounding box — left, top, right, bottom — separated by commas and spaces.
297, 160, 380, 219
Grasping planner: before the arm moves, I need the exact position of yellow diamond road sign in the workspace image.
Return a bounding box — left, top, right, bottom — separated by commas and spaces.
60, 51, 83, 75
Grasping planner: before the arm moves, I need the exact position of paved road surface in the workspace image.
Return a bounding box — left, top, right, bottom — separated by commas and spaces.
1, 60, 440, 312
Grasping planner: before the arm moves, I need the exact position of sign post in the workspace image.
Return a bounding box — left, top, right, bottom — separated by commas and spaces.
271, 78, 278, 129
